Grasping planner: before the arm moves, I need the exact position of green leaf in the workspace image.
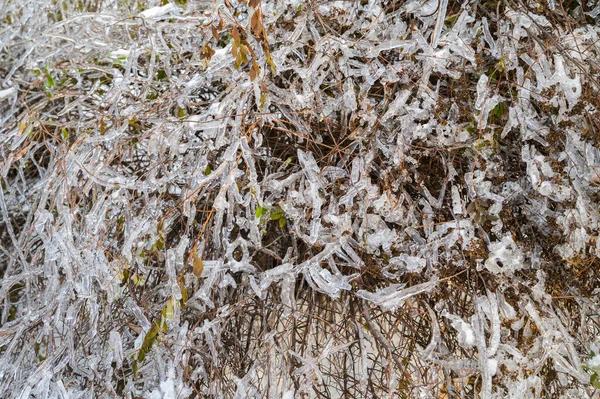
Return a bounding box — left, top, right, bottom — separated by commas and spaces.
153, 236, 164, 251
159, 313, 167, 332
279, 217, 286, 228
265, 50, 277, 75
46, 74, 56, 89
204, 165, 212, 176
270, 211, 283, 221
119, 268, 130, 285
492, 102, 507, 118
255, 205, 266, 219
44, 67, 55, 89
132, 274, 145, 286
165, 298, 174, 319
259, 93, 267, 108
591, 373, 600, 389
156, 69, 168, 81
138, 323, 160, 362
146, 90, 158, 100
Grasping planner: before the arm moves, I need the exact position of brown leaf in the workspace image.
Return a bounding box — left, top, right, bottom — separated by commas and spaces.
250, 9, 262, 37
192, 252, 204, 278
242, 38, 256, 57
250, 60, 260, 81
232, 26, 240, 44
201, 44, 215, 61
178, 275, 188, 305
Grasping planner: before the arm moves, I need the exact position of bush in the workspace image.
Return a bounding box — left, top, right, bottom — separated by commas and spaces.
2, 0, 600, 397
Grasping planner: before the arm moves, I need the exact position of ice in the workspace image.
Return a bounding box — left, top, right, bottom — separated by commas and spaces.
405, 0, 438, 17
550, 55, 581, 110
108, 49, 129, 61
139, 4, 176, 19
484, 235, 525, 275
451, 185, 465, 215
475, 74, 490, 112
364, 228, 391, 251
108, 330, 124, 369
233, 364, 259, 399
453, 318, 475, 348
148, 375, 184, 399
0, 87, 16, 100
356, 279, 438, 312
366, 40, 413, 58
420, 303, 440, 360
430, 0, 448, 48
381, 89, 411, 122
298, 150, 324, 244
482, 17, 498, 57
300, 243, 353, 298
588, 3, 600, 18
388, 254, 426, 273
1, 0, 600, 396
588, 354, 600, 369
342, 78, 357, 112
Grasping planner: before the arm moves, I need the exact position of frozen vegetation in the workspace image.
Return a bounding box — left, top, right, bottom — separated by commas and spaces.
1, 0, 600, 397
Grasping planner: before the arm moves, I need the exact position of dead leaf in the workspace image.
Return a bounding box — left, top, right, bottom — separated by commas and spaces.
192, 252, 204, 278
